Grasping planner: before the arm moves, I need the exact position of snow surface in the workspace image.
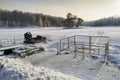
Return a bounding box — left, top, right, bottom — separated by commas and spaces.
0, 56, 82, 80
25, 51, 120, 80
0, 26, 120, 80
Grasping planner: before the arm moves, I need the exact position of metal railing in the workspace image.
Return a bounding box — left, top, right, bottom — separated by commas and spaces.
57, 35, 110, 62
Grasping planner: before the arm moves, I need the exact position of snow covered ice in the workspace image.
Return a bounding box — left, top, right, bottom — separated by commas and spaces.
0, 26, 120, 80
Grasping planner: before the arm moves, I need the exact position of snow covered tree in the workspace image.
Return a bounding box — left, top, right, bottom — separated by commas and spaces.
76, 18, 84, 27
64, 13, 84, 28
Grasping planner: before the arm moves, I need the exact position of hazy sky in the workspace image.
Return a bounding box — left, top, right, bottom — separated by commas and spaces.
0, 0, 120, 21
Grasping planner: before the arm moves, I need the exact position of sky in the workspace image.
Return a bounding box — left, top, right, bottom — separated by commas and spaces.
0, 0, 120, 21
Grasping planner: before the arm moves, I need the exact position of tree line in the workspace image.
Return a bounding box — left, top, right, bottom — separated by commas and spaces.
0, 9, 64, 27
84, 16, 120, 27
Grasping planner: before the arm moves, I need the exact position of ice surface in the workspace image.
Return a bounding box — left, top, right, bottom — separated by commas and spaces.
0, 26, 120, 80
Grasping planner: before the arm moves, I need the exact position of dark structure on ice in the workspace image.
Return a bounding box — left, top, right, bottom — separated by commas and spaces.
24, 32, 46, 44
24, 32, 32, 43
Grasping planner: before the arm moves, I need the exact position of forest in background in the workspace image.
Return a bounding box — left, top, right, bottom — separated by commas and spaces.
0, 8, 120, 27
84, 16, 120, 27
0, 8, 64, 27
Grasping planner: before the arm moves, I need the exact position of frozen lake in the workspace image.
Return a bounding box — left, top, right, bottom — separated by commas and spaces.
0, 26, 120, 80
0, 27, 120, 45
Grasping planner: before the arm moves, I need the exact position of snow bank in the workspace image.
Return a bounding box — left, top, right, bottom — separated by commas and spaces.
0, 57, 82, 80
108, 54, 120, 69
108, 45, 120, 69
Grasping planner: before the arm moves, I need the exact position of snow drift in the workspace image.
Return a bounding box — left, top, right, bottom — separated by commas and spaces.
0, 57, 82, 80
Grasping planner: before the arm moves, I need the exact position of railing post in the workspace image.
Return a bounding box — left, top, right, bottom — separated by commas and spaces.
105, 41, 109, 64
74, 36, 77, 58
98, 48, 100, 55
82, 44, 85, 59
60, 40, 61, 52
57, 40, 62, 55
56, 43, 59, 55
68, 37, 70, 51
68, 37, 70, 50
89, 36, 92, 54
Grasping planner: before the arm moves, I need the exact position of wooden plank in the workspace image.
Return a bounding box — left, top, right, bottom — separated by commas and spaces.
0, 45, 23, 51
